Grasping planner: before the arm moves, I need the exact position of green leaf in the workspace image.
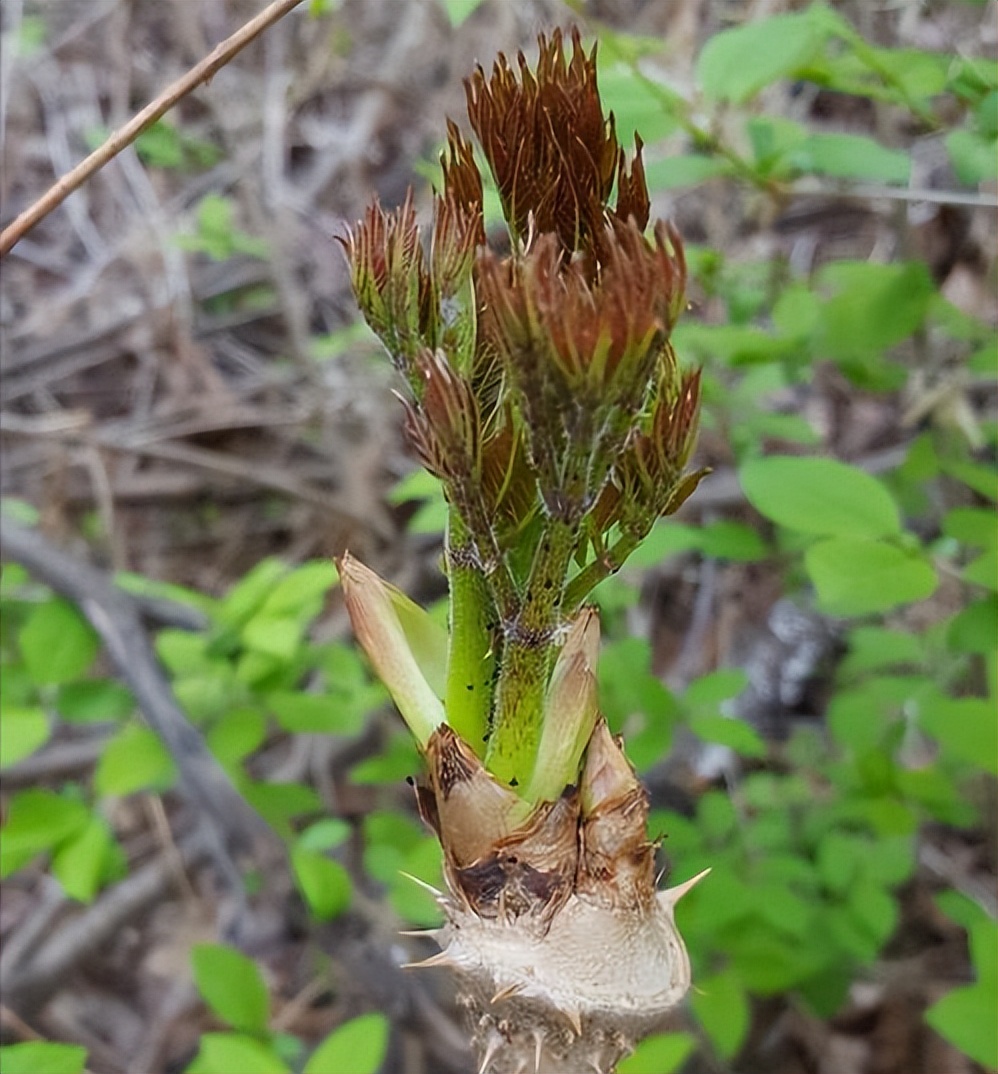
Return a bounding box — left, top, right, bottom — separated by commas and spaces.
772, 283, 821, 337
676, 322, 790, 367
940, 457, 998, 501
839, 627, 922, 677
19, 599, 98, 685
217, 559, 288, 630
56, 679, 134, 723
51, 816, 115, 903
948, 595, 998, 654
964, 549, 998, 591
847, 881, 899, 952
303, 1013, 390, 1074
291, 848, 352, 921
267, 692, 364, 735
95, 724, 177, 796
740, 456, 900, 538
698, 521, 768, 561
697, 12, 825, 103
685, 668, 749, 708
617, 1032, 696, 1074
0, 789, 90, 877
697, 790, 737, 844
692, 968, 750, 1059
946, 129, 998, 184
185, 1033, 289, 1074
943, 506, 998, 550
689, 714, 766, 758
814, 261, 934, 363
595, 64, 680, 147
790, 132, 909, 183
918, 697, 998, 775
207, 708, 266, 765
257, 561, 336, 617
644, 154, 732, 190
926, 983, 998, 1070
0, 1043, 88, 1074
296, 818, 351, 852
241, 781, 322, 837
745, 115, 809, 174
241, 616, 303, 661
439, 0, 486, 25
806, 537, 937, 615
349, 733, 421, 784
0, 705, 50, 767
191, 945, 270, 1034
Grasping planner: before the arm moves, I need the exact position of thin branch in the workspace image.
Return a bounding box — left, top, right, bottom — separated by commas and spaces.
0, 0, 306, 257
0, 831, 215, 1015
791, 181, 998, 210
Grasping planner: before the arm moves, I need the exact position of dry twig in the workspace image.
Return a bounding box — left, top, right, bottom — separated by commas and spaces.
0, 0, 307, 256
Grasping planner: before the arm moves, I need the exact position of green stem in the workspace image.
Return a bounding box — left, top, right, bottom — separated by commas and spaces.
563, 530, 642, 614
485, 518, 578, 787
444, 512, 496, 756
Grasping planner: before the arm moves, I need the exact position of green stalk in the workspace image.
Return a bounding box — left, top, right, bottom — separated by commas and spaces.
563, 530, 642, 614
485, 518, 578, 788
444, 511, 496, 756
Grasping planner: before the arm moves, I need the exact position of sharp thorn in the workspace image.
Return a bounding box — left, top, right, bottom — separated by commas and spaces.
659, 866, 711, 907
562, 1006, 582, 1036
398, 927, 444, 939
402, 949, 454, 970
532, 1029, 544, 1073
490, 981, 524, 1004
478, 1030, 503, 1074
398, 870, 444, 898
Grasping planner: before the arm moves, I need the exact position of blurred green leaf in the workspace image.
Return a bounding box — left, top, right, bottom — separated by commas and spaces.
95, 724, 176, 796
267, 691, 361, 735
51, 816, 114, 903
191, 945, 270, 1034
806, 538, 937, 615
618, 1032, 696, 1074
918, 697, 998, 775
692, 968, 750, 1059
814, 261, 934, 363
19, 599, 98, 685
946, 129, 998, 184
0, 789, 90, 878
258, 562, 336, 618
790, 132, 909, 183
697, 12, 825, 102
296, 818, 351, 852
303, 1013, 390, 1074
186, 1033, 289, 1074
56, 679, 134, 723
440, 0, 485, 23
741, 456, 900, 538
0, 705, 50, 767
0, 1043, 88, 1074
207, 707, 266, 765
291, 848, 352, 921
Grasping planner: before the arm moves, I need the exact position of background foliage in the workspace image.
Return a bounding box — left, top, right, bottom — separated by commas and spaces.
1, 1, 995, 1072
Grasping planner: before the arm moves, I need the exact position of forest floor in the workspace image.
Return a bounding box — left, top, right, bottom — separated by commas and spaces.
1, 1, 995, 1073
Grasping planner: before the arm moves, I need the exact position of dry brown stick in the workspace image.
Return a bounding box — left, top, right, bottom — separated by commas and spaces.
0, 0, 306, 257
0, 831, 215, 1015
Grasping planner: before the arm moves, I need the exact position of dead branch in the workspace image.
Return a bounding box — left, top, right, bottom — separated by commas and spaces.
0, 0, 307, 257
0, 830, 214, 1016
